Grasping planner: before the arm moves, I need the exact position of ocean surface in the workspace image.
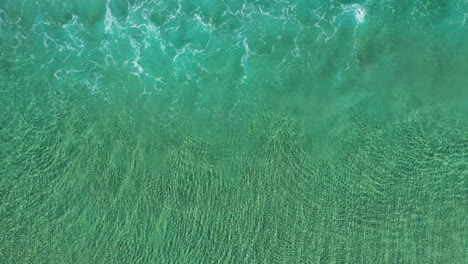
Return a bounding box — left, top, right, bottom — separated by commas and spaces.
1, 0, 467, 263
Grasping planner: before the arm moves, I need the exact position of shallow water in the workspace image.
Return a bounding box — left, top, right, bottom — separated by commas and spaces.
1, 0, 467, 263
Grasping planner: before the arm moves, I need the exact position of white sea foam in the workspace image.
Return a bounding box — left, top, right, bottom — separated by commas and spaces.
193, 14, 214, 32
104, 0, 117, 34
129, 38, 144, 74
341, 4, 366, 24
240, 38, 252, 83
355, 7, 366, 24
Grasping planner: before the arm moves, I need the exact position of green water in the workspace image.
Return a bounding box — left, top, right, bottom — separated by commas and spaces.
1, 0, 467, 263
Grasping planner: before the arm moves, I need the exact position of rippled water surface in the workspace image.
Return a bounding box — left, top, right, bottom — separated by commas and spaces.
1, 0, 467, 263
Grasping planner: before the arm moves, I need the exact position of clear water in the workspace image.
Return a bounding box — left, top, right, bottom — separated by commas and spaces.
1, 0, 467, 263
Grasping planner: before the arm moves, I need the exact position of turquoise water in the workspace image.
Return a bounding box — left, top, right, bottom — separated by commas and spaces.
1, 0, 467, 263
